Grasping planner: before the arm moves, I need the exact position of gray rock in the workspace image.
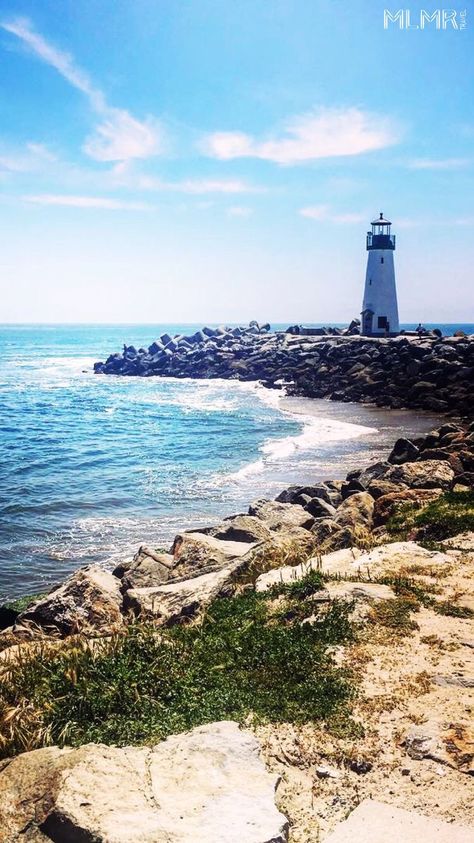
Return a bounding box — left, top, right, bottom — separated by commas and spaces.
388, 437, 420, 465
207, 515, 273, 544
0, 722, 288, 842
125, 563, 242, 624
170, 532, 255, 578
304, 497, 337, 519
385, 459, 455, 490
121, 547, 174, 590
18, 566, 124, 636
248, 499, 314, 532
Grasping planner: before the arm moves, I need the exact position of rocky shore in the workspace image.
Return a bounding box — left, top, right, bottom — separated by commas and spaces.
93, 324, 474, 417
1, 419, 473, 841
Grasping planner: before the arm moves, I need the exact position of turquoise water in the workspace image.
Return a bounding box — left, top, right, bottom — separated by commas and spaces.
0, 323, 469, 600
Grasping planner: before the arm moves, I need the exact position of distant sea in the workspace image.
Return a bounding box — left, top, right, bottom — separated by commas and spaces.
1, 322, 472, 601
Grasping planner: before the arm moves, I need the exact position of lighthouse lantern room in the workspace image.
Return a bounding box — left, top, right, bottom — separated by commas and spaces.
361, 212, 399, 337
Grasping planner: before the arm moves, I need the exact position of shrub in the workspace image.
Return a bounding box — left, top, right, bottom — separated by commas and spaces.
0, 589, 356, 759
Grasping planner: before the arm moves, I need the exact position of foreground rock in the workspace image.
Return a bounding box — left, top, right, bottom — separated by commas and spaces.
324, 799, 474, 843
125, 563, 242, 624
17, 566, 124, 636
255, 541, 453, 592
404, 721, 474, 774
0, 721, 288, 843
171, 532, 256, 579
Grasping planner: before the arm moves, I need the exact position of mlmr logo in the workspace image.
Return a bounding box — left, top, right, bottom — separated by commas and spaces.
384, 9, 467, 29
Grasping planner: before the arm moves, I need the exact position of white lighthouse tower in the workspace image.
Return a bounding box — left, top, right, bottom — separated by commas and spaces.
361, 212, 399, 336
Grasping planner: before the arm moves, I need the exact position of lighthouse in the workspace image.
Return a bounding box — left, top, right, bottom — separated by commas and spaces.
361, 212, 399, 336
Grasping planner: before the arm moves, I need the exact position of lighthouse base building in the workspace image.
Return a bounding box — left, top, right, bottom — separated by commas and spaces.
361, 213, 399, 337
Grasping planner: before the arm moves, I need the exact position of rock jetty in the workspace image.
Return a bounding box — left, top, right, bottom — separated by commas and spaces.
94, 324, 474, 417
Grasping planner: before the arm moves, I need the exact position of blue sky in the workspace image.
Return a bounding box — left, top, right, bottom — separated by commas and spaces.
0, 0, 473, 323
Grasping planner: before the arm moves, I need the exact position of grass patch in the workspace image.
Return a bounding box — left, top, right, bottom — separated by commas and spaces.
433, 601, 474, 619
387, 491, 474, 541
2, 593, 46, 613
269, 569, 325, 600
368, 597, 420, 635
414, 491, 474, 541
0, 589, 356, 760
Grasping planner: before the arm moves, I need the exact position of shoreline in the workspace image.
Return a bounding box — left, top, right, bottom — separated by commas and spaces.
1, 382, 444, 604
94, 327, 474, 418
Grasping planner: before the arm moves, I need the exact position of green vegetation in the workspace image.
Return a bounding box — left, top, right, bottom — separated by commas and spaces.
2, 593, 46, 613
387, 490, 474, 541
369, 597, 420, 635
0, 587, 356, 760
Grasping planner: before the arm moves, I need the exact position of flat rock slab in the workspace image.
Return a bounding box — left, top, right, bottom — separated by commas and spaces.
349, 541, 453, 576
0, 721, 288, 843
324, 799, 474, 843
255, 548, 362, 592
126, 563, 240, 623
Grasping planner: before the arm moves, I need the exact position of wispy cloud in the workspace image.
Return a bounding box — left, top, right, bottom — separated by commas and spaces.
1, 17, 162, 163
23, 194, 154, 210
300, 204, 365, 224
407, 157, 469, 170
0, 142, 57, 173
227, 206, 253, 217
203, 107, 401, 165
111, 168, 262, 194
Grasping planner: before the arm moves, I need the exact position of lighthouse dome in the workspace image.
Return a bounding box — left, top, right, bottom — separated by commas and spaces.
371, 212, 391, 226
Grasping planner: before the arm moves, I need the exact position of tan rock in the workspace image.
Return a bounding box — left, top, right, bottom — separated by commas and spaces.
0, 722, 288, 842
324, 799, 474, 843
404, 721, 474, 775
334, 492, 375, 531
17, 566, 124, 636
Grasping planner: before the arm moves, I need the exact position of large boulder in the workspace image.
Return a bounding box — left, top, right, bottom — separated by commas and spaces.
170, 532, 255, 578
385, 459, 454, 490
120, 547, 174, 591
248, 499, 314, 532
17, 566, 124, 636
125, 564, 241, 624
205, 516, 273, 544
0, 722, 288, 842
387, 437, 420, 465
256, 547, 363, 592
333, 492, 374, 531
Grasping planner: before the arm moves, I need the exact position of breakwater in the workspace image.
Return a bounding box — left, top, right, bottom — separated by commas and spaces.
94, 326, 474, 417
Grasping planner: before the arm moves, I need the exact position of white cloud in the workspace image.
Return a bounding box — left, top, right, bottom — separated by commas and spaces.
407, 157, 469, 170
0, 142, 57, 173
203, 107, 401, 165
23, 194, 154, 210
300, 205, 365, 224
1, 18, 162, 163
112, 169, 261, 194
227, 206, 253, 217
83, 110, 159, 162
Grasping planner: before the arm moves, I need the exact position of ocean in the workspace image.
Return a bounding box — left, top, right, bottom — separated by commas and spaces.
1, 323, 472, 601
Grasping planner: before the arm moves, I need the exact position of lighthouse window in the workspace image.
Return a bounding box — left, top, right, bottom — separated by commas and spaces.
381, 257, 384, 264
378, 316, 388, 329
369, 279, 372, 285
